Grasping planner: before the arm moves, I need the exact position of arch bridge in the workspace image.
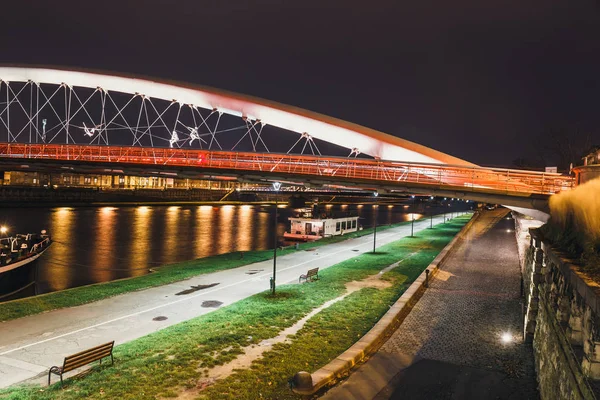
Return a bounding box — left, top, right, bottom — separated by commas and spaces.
0, 66, 573, 211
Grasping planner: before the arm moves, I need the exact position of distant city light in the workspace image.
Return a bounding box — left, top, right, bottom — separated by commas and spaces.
430, 196, 434, 199
411, 195, 415, 199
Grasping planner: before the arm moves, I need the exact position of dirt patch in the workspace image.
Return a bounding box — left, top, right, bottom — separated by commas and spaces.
201, 300, 223, 308
175, 283, 220, 296
174, 255, 416, 398
245, 269, 264, 275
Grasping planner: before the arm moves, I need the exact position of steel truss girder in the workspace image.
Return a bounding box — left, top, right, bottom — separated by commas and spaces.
0, 79, 360, 167
0, 143, 573, 196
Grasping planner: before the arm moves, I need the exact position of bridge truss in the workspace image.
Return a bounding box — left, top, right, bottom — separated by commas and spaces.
0, 67, 573, 198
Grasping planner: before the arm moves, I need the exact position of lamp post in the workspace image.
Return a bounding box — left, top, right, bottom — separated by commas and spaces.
271, 182, 281, 295
372, 192, 378, 254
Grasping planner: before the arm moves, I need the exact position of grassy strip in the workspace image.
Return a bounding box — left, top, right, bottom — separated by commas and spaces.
0, 217, 421, 322
0, 216, 470, 400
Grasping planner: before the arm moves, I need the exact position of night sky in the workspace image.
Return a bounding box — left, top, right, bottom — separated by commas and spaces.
1, 0, 599, 167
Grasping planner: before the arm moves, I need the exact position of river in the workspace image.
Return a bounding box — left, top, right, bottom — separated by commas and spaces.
0, 202, 463, 300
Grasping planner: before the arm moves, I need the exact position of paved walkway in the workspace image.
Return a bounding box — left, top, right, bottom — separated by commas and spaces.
322, 209, 539, 400
0, 214, 452, 388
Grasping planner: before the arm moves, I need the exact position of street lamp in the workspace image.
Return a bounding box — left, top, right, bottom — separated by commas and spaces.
0, 226, 7, 237
271, 182, 281, 295
372, 192, 378, 254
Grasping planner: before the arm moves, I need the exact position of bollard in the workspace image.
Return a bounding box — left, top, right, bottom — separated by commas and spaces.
295, 242, 299, 250
425, 269, 430, 288
270, 277, 274, 291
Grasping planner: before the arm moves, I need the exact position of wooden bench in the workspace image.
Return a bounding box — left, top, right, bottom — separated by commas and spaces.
48, 341, 114, 386
299, 267, 319, 283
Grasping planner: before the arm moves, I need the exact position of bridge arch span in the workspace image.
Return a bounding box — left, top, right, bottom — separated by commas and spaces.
0, 65, 471, 165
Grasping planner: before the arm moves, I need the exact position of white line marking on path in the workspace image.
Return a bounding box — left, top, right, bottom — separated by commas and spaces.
0, 218, 444, 357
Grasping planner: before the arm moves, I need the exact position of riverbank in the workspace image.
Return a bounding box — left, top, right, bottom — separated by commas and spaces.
0, 216, 471, 399
0, 214, 459, 323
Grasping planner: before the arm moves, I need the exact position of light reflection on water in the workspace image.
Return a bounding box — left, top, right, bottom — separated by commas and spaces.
93, 207, 118, 283
49, 207, 75, 291
130, 206, 152, 277
0, 203, 451, 298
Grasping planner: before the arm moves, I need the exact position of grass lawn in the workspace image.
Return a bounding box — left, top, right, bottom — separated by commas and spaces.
0, 216, 470, 400
0, 216, 438, 322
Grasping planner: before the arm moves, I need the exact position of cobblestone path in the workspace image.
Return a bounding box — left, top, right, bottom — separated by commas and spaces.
323, 209, 539, 400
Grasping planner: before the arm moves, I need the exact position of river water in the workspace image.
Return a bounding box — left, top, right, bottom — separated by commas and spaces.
0, 203, 460, 300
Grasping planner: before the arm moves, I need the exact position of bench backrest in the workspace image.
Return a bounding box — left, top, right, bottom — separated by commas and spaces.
62, 341, 114, 373
307, 268, 319, 277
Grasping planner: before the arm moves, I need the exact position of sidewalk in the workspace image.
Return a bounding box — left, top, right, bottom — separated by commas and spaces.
0, 214, 451, 388
322, 209, 538, 400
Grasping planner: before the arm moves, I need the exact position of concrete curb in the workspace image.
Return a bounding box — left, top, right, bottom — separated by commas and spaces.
291, 212, 481, 396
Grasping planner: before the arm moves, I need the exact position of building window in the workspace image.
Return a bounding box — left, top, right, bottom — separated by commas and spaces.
342, 221, 347, 230
84, 177, 91, 184
352, 220, 357, 229
93, 177, 98, 184
336, 222, 341, 231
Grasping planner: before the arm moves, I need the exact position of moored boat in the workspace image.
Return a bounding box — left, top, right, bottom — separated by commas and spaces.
0, 230, 52, 274
284, 208, 360, 241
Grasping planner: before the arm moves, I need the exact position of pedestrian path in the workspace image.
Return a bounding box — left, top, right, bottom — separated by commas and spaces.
0, 214, 452, 388
322, 209, 539, 400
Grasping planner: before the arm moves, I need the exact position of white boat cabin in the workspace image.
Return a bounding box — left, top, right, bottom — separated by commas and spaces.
286, 216, 360, 240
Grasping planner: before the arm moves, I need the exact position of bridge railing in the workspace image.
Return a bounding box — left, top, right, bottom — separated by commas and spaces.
0, 143, 574, 195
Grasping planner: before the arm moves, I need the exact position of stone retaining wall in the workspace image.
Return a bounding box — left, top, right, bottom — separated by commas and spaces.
523, 229, 600, 399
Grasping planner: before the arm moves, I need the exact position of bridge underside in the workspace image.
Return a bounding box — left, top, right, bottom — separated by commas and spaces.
0, 156, 551, 213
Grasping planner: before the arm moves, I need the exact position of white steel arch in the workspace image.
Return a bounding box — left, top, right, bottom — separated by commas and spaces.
0, 65, 474, 166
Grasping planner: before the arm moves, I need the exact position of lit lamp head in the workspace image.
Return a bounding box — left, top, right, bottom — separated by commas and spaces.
0, 226, 7, 235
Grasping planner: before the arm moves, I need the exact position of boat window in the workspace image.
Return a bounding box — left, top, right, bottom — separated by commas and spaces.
336, 222, 340, 231
352, 220, 357, 228
342, 221, 347, 230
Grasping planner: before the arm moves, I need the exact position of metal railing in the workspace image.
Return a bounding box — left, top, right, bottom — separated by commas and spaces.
0, 143, 574, 195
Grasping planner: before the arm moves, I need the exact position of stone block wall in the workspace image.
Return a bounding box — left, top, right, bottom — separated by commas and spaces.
523, 229, 600, 399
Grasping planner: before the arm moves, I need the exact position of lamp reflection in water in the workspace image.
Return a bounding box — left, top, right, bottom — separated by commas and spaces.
129, 206, 152, 277
47, 207, 75, 291
218, 205, 235, 255
163, 206, 181, 264
92, 207, 118, 283
195, 205, 215, 259
237, 205, 254, 251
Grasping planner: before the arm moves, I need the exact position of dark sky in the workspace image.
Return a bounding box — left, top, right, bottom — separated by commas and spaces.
1, 0, 599, 167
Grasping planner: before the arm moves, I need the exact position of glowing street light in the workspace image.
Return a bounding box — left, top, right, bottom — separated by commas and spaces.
271, 182, 281, 295
373, 191, 378, 253
0, 226, 7, 236
501, 332, 513, 344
